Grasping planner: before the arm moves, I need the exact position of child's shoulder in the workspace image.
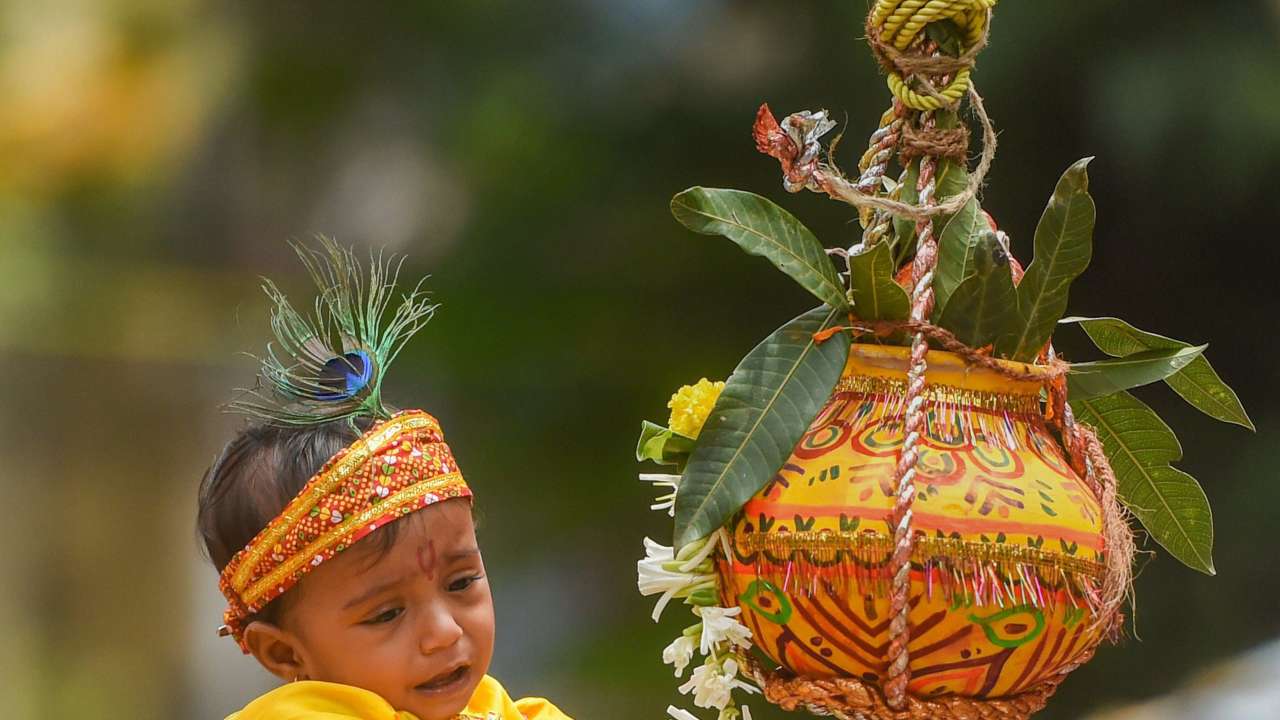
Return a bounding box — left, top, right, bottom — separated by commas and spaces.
225, 680, 415, 720
225, 676, 572, 720
464, 675, 573, 720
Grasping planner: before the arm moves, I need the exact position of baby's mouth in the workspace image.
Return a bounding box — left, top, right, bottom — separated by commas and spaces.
415, 664, 471, 695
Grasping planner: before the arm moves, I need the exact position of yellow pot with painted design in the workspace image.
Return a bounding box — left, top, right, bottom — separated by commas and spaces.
719, 344, 1108, 699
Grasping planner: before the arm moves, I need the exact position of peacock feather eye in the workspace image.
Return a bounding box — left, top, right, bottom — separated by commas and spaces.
313, 349, 375, 401
228, 236, 438, 425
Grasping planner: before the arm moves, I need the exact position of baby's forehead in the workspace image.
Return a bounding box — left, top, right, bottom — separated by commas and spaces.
317, 499, 480, 579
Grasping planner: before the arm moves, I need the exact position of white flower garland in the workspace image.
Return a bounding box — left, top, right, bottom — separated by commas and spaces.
639, 475, 759, 720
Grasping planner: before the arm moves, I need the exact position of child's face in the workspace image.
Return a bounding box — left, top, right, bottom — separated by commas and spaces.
247, 499, 495, 720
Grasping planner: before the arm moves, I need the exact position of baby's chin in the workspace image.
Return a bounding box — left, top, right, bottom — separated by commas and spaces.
397, 663, 483, 720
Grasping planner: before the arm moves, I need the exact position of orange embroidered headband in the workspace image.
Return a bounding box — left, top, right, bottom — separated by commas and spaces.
217, 409, 472, 650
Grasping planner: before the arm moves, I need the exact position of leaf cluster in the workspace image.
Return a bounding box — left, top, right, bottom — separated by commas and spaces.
646, 152, 1250, 575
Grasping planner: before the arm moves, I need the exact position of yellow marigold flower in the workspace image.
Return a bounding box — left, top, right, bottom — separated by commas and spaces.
667, 378, 725, 439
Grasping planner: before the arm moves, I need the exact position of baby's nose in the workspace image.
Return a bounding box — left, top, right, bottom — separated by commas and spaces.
416, 603, 465, 654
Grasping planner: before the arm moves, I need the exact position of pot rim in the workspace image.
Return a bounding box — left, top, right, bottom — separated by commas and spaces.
846, 342, 1048, 395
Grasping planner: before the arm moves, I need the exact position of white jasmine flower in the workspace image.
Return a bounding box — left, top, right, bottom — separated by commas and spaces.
740, 705, 752, 720
662, 634, 697, 677
721, 659, 758, 696
678, 657, 757, 710
638, 537, 714, 621
667, 707, 700, 720
695, 606, 753, 654
637, 538, 683, 594
676, 530, 723, 573
640, 473, 681, 516
678, 661, 731, 710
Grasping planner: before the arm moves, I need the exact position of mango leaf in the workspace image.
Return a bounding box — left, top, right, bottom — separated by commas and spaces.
936, 230, 1018, 347
1072, 391, 1215, 575
846, 242, 909, 321
996, 158, 1095, 361
1066, 345, 1207, 402
891, 160, 919, 259
636, 421, 696, 466
671, 188, 848, 310
673, 306, 850, 548
932, 199, 983, 315
1061, 316, 1254, 430
891, 146, 969, 266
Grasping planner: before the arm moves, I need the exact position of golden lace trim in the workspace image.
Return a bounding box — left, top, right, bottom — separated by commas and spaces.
834, 374, 1042, 416
737, 530, 1105, 612
231, 411, 439, 589
242, 472, 467, 604
741, 531, 1104, 578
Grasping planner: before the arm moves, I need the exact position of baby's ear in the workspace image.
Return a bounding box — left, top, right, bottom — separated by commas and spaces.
243, 620, 308, 682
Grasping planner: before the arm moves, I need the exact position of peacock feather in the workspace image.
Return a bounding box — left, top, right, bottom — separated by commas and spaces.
230, 236, 437, 426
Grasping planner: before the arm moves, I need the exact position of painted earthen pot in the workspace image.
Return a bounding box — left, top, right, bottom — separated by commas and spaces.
720, 344, 1108, 699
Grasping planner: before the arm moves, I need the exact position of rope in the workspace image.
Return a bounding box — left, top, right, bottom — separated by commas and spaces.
1069, 419, 1137, 637
753, 85, 998, 222
881, 103, 940, 710
872, 2, 997, 710
814, 318, 1070, 382
869, 0, 997, 111
857, 103, 906, 195
858, 167, 908, 250
745, 650, 1084, 720
900, 121, 970, 162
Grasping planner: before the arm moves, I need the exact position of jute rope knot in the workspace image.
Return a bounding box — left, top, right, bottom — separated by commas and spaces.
867, 0, 997, 112
900, 121, 970, 162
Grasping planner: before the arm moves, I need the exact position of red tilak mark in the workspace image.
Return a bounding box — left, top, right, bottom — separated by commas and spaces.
416, 541, 437, 580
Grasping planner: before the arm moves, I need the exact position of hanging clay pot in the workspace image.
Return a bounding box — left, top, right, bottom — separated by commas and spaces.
720, 344, 1110, 701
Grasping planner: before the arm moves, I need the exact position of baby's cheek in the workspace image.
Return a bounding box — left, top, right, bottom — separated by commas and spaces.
318, 627, 410, 690
463, 591, 497, 671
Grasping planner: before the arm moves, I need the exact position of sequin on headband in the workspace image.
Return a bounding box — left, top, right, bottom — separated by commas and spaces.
217, 409, 471, 650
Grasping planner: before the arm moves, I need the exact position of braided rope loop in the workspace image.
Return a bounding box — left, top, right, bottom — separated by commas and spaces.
871, 0, 997, 111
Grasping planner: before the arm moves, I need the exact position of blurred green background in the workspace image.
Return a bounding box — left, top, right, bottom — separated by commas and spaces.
1, 1, 1277, 718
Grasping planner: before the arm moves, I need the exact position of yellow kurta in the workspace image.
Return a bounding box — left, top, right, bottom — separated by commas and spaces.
226, 675, 571, 720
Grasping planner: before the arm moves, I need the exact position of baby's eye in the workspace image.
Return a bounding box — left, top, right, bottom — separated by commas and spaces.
448, 574, 484, 592
363, 607, 404, 625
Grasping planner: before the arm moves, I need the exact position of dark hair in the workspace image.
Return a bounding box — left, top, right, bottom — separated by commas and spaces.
197, 416, 397, 624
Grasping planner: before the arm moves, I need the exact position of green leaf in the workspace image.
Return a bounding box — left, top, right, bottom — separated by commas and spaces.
932, 200, 983, 315
891, 161, 919, 260
996, 158, 1096, 361
1061, 316, 1254, 430
936, 231, 1018, 347
635, 421, 696, 466
1072, 391, 1215, 575
673, 306, 850, 548
671, 188, 848, 310
846, 242, 909, 321
1066, 345, 1207, 402
891, 148, 969, 266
